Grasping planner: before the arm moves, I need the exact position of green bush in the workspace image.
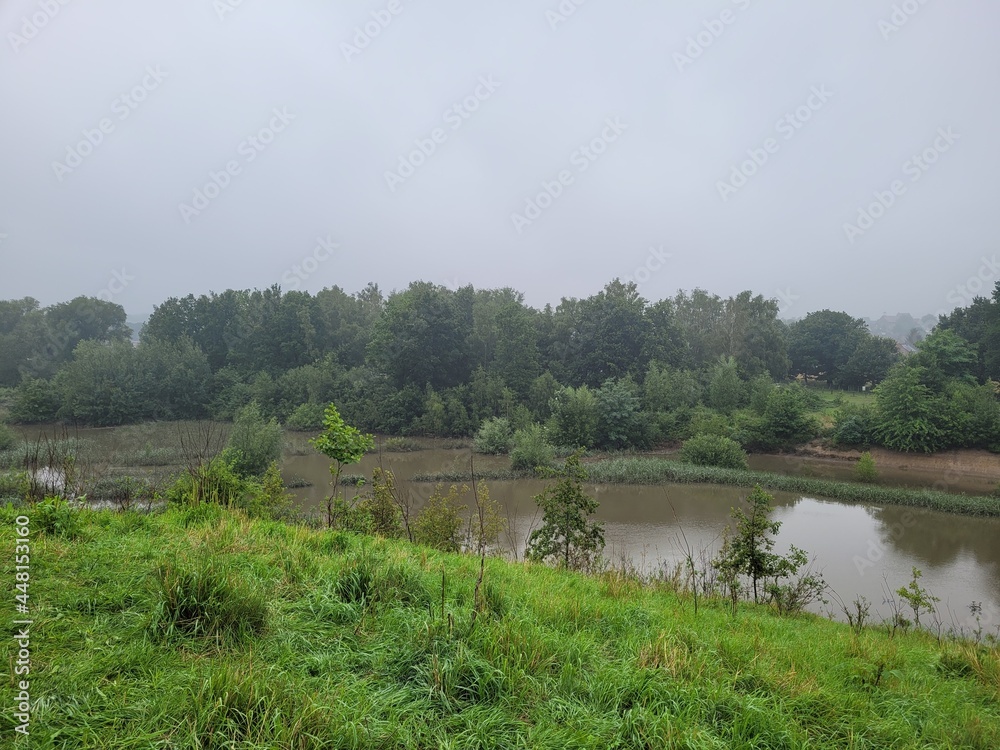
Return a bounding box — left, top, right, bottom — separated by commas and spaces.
166, 457, 249, 507
510, 424, 555, 472
285, 402, 326, 431
0, 422, 16, 451
679, 434, 749, 469
36, 496, 83, 538
832, 405, 879, 447
413, 484, 468, 552
474, 417, 513, 455
223, 400, 284, 477
151, 556, 268, 642
383, 436, 419, 452
0, 469, 30, 501
855, 452, 878, 482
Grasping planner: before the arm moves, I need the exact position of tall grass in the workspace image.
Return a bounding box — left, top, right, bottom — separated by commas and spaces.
416, 458, 1000, 516
0, 503, 997, 747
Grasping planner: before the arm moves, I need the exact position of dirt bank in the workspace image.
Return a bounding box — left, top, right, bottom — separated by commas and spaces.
792, 441, 1000, 482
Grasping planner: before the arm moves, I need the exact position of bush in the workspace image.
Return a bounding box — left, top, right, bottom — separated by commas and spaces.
285, 402, 326, 431
0, 422, 16, 451
36, 496, 83, 538
9, 377, 60, 424
223, 401, 284, 477
832, 405, 879, 447
151, 556, 268, 642
855, 451, 878, 482
383, 436, 419, 452
413, 484, 468, 552
510, 424, 555, 472
0, 469, 30, 502
166, 457, 250, 507
679, 434, 749, 469
474, 417, 513, 455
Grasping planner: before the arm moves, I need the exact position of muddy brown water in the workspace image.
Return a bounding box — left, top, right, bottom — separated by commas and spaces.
288, 447, 1000, 631
12, 425, 1000, 631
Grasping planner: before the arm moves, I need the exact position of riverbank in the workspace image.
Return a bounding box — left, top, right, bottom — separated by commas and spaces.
1, 502, 996, 748
794, 440, 1000, 480
415, 457, 1000, 517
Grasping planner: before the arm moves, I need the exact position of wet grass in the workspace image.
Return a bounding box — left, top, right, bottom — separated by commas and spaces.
0, 503, 998, 747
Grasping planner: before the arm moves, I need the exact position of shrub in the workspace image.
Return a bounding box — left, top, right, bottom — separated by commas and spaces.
832, 404, 879, 447
0, 422, 16, 451
413, 484, 468, 552
510, 424, 555, 472
36, 496, 83, 539
223, 401, 284, 477
0, 469, 30, 502
474, 417, 513, 455
285, 402, 326, 431
679, 434, 748, 470
383, 436, 419, 452
855, 452, 878, 482
151, 556, 268, 642
166, 457, 249, 507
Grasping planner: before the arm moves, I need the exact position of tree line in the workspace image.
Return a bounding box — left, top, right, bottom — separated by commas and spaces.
1, 279, 998, 454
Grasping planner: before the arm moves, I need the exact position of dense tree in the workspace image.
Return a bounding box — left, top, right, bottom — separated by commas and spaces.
788, 310, 868, 383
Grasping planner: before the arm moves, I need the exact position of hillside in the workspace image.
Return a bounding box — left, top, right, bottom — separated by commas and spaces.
1, 504, 998, 748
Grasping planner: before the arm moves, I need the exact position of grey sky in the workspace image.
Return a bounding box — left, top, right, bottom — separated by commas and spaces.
1, 1, 998, 321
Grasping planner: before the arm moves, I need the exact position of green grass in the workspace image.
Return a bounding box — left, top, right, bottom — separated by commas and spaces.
1, 503, 998, 748
416, 457, 1000, 517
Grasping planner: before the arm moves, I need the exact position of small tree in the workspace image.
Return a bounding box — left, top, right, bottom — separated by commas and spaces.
526, 451, 604, 569
679, 434, 748, 469
474, 417, 513, 455
309, 403, 374, 528
510, 424, 555, 472
224, 400, 284, 477
855, 451, 878, 482
896, 567, 939, 628
713, 485, 786, 603
413, 483, 468, 552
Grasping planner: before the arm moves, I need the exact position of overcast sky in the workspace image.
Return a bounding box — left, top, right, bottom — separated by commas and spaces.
1, 1, 998, 321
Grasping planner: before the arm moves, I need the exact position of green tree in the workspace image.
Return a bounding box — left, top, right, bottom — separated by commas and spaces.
840, 336, 899, 388
679, 434, 748, 469
310, 403, 375, 527
223, 401, 284, 477
788, 310, 868, 382
526, 452, 604, 569
855, 451, 878, 482
413, 483, 468, 552
874, 364, 952, 453
594, 377, 649, 449
510, 424, 555, 471
548, 385, 599, 449
707, 356, 744, 414
714, 485, 796, 603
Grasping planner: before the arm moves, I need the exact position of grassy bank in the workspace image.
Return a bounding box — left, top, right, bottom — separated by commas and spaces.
1, 503, 997, 748
415, 457, 1000, 517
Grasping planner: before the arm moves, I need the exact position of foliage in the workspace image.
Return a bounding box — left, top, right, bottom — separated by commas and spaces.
548, 385, 598, 449
896, 567, 940, 628
309, 402, 375, 527
9, 377, 61, 424
2, 502, 998, 747
737, 385, 818, 451
0, 469, 30, 501
223, 400, 284, 477
832, 404, 879, 447
855, 452, 878, 482
874, 364, 953, 453
356, 467, 404, 538
706, 356, 745, 414
787, 310, 869, 382
679, 434, 749, 469
285, 402, 326, 431
413, 483, 468, 552
509, 423, 555, 472
713, 485, 812, 605
0, 422, 15, 451
35, 495, 83, 538
166, 457, 251, 508
594, 377, 650, 450
473, 416, 513, 455
526, 452, 604, 569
